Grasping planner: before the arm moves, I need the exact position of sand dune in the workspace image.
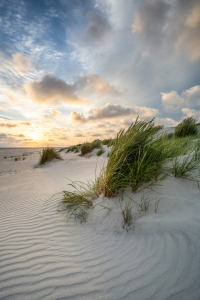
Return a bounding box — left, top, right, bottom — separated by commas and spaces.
0, 148, 200, 299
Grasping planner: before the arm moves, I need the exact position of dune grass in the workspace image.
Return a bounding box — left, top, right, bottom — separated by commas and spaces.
175, 116, 198, 138
171, 154, 200, 181
102, 139, 115, 146
101, 118, 183, 197
97, 147, 105, 156
54, 116, 200, 224
66, 145, 80, 153
53, 180, 101, 223
81, 140, 101, 155
39, 147, 62, 165
120, 200, 133, 231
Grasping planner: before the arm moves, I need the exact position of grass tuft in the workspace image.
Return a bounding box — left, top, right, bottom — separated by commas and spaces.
39, 147, 62, 165
55, 180, 100, 223
66, 145, 80, 153
120, 197, 133, 231
175, 116, 198, 138
97, 147, 105, 156
81, 140, 101, 155
171, 154, 200, 181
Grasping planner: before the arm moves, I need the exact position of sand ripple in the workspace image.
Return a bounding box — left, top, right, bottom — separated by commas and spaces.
0, 149, 200, 299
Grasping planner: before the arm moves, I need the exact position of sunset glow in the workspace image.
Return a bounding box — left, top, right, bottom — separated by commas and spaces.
0, 0, 200, 147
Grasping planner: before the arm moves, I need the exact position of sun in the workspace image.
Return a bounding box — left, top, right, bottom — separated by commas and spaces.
27, 130, 44, 142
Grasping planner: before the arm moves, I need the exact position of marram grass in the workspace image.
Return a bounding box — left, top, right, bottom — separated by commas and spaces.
53, 116, 200, 224
39, 147, 62, 165
175, 116, 198, 138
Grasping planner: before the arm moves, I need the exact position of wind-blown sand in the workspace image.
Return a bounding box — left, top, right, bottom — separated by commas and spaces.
0, 146, 200, 300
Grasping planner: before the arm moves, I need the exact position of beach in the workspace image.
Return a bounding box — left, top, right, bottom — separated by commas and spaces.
0, 147, 200, 300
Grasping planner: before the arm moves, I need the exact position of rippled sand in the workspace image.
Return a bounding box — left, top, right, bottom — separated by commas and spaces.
0, 147, 200, 300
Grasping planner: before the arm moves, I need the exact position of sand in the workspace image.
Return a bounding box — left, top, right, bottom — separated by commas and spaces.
0, 146, 200, 300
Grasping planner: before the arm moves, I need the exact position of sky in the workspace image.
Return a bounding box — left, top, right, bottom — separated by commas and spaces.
0, 0, 200, 147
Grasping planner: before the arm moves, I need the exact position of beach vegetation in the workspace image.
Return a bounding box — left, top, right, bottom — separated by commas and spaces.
102, 139, 115, 146
81, 140, 101, 155
174, 116, 198, 138
55, 116, 200, 225
66, 145, 80, 153
39, 147, 62, 165
54, 180, 100, 223
101, 118, 179, 197
120, 199, 133, 231
97, 147, 105, 156
171, 154, 200, 181
58, 147, 68, 152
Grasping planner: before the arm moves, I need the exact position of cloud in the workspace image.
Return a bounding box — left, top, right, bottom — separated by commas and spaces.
178, 1, 200, 61
161, 91, 184, 112
83, 11, 112, 44
0, 115, 12, 120
182, 108, 200, 120
156, 117, 177, 126
50, 109, 60, 116
162, 85, 200, 112
182, 85, 200, 107
72, 103, 159, 124
87, 74, 121, 96
132, 0, 200, 61
0, 121, 31, 128
43, 109, 61, 119
20, 121, 31, 126
24, 74, 89, 105
12, 53, 32, 72
0, 123, 17, 128
132, 0, 170, 46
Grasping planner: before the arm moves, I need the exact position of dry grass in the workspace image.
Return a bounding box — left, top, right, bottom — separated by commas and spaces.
39, 147, 62, 165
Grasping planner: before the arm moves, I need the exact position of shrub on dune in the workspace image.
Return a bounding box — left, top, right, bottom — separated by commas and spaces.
174, 116, 198, 138
39, 147, 62, 165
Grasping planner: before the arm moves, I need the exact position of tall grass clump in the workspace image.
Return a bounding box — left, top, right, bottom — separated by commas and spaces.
102, 118, 185, 197
81, 140, 101, 155
39, 147, 62, 165
174, 116, 198, 138
66, 145, 80, 153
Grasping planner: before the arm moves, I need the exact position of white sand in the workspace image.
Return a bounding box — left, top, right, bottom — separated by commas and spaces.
0, 147, 200, 300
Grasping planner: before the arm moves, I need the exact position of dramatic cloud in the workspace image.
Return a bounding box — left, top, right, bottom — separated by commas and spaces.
162, 85, 200, 112
24, 74, 89, 105
12, 53, 32, 72
72, 104, 159, 124
132, 0, 200, 60
132, 0, 170, 46
82, 11, 112, 44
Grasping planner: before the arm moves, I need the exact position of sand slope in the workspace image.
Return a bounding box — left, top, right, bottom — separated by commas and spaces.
0, 148, 200, 300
